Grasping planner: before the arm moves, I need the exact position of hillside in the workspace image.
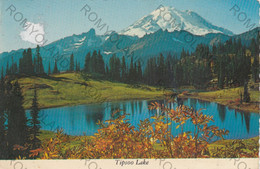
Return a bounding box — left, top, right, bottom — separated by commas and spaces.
17, 73, 166, 109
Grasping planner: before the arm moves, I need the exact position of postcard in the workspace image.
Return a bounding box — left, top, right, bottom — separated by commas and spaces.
0, 0, 259, 168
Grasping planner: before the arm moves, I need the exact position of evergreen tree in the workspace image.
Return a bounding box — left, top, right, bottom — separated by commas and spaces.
11, 56, 14, 74
1, 66, 4, 80
48, 62, 51, 75
121, 56, 127, 82
97, 51, 105, 74
34, 56, 37, 73
75, 60, 80, 72
92, 51, 98, 73
105, 65, 109, 77
35, 45, 44, 74
129, 57, 135, 83
26, 48, 34, 75
108, 54, 120, 81
243, 82, 250, 103
252, 54, 259, 82
12, 63, 18, 75
75, 60, 78, 72
6, 61, 9, 76
19, 48, 34, 75
235, 48, 250, 85
175, 62, 183, 87
0, 78, 7, 158
250, 38, 259, 82
29, 87, 41, 152
134, 62, 137, 82
180, 48, 186, 59
6, 81, 29, 158
217, 56, 225, 89
137, 60, 142, 81
165, 53, 175, 87
84, 52, 91, 73
38, 56, 44, 74
158, 53, 165, 85
212, 44, 217, 55
69, 53, 74, 71
35, 47, 39, 73
115, 57, 121, 81
19, 50, 26, 74
53, 60, 59, 74
109, 55, 115, 79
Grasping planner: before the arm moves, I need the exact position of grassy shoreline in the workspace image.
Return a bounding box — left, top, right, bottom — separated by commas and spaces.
19, 73, 259, 114
180, 87, 259, 113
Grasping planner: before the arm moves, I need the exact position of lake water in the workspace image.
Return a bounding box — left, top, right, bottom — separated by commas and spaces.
26, 98, 259, 140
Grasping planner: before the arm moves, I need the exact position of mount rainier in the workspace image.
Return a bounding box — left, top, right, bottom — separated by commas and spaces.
120, 6, 233, 37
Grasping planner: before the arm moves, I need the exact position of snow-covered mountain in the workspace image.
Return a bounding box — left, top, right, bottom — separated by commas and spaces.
120, 6, 233, 37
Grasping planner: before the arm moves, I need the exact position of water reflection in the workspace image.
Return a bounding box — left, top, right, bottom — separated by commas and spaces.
197, 99, 210, 108
217, 104, 226, 122
236, 110, 251, 133
84, 105, 105, 124
244, 113, 251, 133
177, 97, 183, 106
190, 99, 197, 110
26, 99, 259, 140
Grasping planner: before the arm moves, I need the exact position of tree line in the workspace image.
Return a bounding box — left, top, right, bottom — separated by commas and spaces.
213, 38, 259, 88
80, 51, 142, 84
102, 37, 258, 89
4, 45, 61, 77
68, 36, 260, 89
142, 37, 259, 89
2, 37, 259, 89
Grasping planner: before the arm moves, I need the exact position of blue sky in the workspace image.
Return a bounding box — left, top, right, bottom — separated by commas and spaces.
0, 0, 259, 53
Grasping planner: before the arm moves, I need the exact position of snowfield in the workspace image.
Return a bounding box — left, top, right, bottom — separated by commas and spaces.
120, 6, 233, 37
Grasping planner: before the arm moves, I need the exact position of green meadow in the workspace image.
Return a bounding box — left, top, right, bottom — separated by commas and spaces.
18, 72, 166, 109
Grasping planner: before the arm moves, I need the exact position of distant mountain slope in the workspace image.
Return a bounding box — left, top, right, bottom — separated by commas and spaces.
0, 26, 258, 75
